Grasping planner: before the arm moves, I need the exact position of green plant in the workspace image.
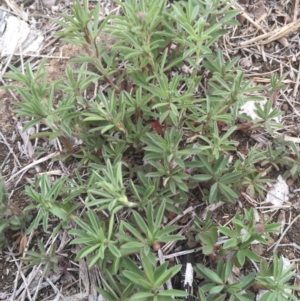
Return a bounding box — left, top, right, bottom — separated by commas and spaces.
269, 73, 287, 105
98, 250, 187, 301
196, 208, 280, 266
21, 241, 59, 275
119, 200, 184, 255
123, 250, 186, 301
217, 208, 280, 267
70, 211, 121, 269
194, 211, 218, 255
196, 260, 255, 301
142, 128, 199, 194
279, 141, 300, 179
240, 169, 272, 198
255, 254, 299, 301
24, 174, 78, 233
253, 99, 283, 134
1, 0, 300, 299
85, 160, 137, 212
0, 174, 31, 247
191, 154, 241, 203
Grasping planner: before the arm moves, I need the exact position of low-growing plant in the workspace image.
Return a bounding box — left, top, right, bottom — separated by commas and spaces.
98, 250, 187, 301
119, 200, 185, 255
24, 174, 79, 233
196, 259, 256, 301
197, 253, 299, 301
21, 240, 59, 275
195, 208, 281, 266
255, 255, 299, 301
70, 211, 121, 268
194, 211, 219, 255
1, 0, 299, 299
253, 99, 283, 134
279, 141, 300, 179
217, 208, 281, 267
0, 174, 31, 247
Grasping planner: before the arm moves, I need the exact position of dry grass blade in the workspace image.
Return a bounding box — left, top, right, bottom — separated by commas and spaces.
294, 0, 299, 21
268, 215, 300, 253
4, 0, 28, 21
240, 20, 300, 47
0, 131, 22, 169
232, 2, 266, 33
5, 151, 60, 184
293, 64, 300, 97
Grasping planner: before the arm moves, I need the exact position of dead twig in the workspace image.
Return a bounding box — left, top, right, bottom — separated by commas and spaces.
294, 0, 299, 22
0, 131, 22, 169
267, 214, 300, 253
232, 2, 266, 33
239, 20, 300, 47
292, 64, 300, 98
5, 151, 60, 184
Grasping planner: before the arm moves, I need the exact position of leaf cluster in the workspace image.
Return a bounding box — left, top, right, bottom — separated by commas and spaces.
1, 0, 299, 300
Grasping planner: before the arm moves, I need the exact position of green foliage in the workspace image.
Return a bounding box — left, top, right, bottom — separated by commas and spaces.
196, 260, 255, 301
0, 174, 31, 247
70, 211, 121, 268
279, 141, 300, 179
24, 174, 79, 233
196, 253, 299, 301
194, 211, 218, 255
119, 200, 184, 255
86, 160, 137, 211
195, 208, 281, 267
21, 241, 59, 275
121, 250, 186, 301
97, 251, 187, 301
255, 255, 299, 301
1, 0, 299, 299
191, 154, 241, 203
253, 99, 283, 134
219, 208, 280, 267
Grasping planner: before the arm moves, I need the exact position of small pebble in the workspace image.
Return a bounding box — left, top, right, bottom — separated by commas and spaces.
251, 243, 264, 256
282, 103, 289, 112
287, 178, 294, 186
282, 237, 289, 243
42, 0, 56, 8
292, 202, 300, 211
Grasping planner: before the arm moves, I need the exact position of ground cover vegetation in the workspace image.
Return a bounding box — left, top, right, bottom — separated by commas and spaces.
1, 0, 300, 300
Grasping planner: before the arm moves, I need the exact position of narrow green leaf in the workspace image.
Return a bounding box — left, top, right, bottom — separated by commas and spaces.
223, 238, 237, 249
128, 292, 154, 301
108, 244, 121, 258
209, 285, 224, 294
76, 243, 101, 260
154, 265, 182, 287
120, 242, 145, 255
193, 174, 213, 182
195, 264, 223, 284
133, 211, 149, 235
154, 200, 166, 230
123, 222, 145, 241
158, 290, 188, 297
141, 251, 154, 283
236, 250, 245, 266
218, 226, 236, 238
240, 249, 260, 262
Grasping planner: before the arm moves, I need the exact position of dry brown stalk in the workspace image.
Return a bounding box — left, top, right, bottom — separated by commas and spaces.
240, 20, 300, 47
